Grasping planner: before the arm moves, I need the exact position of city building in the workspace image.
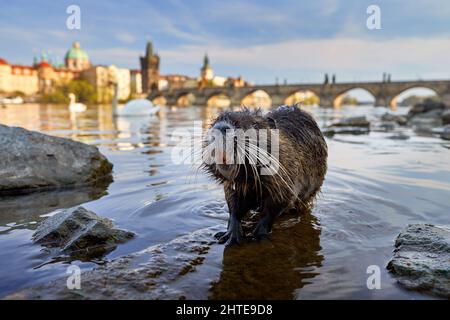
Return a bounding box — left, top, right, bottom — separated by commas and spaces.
137, 42, 247, 93
82, 65, 130, 102
158, 74, 196, 91
140, 41, 160, 93
0, 57, 78, 96
0, 58, 39, 95
200, 53, 214, 83
225, 76, 247, 88
198, 54, 244, 89
81, 66, 111, 103
130, 70, 142, 95
1, 39, 248, 102
65, 42, 91, 71
114, 67, 131, 101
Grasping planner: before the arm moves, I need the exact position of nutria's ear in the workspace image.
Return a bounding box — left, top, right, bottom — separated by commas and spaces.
266, 116, 277, 129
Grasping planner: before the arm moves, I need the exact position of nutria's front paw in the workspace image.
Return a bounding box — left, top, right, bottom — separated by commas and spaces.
216, 219, 243, 246
214, 231, 227, 240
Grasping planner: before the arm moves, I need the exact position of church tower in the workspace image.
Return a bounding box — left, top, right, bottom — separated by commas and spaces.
140, 41, 160, 93
200, 53, 213, 81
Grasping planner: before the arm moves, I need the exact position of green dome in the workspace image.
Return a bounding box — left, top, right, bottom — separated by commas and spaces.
65, 42, 89, 60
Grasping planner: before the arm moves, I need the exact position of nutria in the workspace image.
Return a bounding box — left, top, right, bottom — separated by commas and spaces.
202, 105, 328, 246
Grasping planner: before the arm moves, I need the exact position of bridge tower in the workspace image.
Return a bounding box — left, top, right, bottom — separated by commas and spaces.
140, 41, 160, 94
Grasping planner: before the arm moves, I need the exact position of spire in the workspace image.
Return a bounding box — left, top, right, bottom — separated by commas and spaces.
146, 41, 153, 59
203, 53, 210, 68
41, 51, 48, 62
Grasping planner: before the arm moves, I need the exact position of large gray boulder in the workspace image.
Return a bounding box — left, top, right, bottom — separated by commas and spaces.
32, 206, 134, 258
387, 224, 450, 298
0, 124, 113, 194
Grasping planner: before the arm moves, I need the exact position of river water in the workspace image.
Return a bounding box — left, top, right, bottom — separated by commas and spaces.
0, 103, 449, 299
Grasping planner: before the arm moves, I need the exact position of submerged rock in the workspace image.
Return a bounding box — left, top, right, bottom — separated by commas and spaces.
11, 225, 221, 300
325, 116, 371, 135
408, 111, 444, 131
442, 110, 450, 126
0, 124, 113, 194
407, 99, 446, 118
406, 100, 446, 130
441, 125, 450, 141
381, 113, 408, 126
387, 133, 410, 140
329, 116, 370, 128
32, 206, 134, 259
374, 122, 396, 132
324, 127, 370, 135
387, 224, 450, 298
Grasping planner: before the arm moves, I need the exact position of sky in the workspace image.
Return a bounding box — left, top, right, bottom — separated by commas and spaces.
1, 0, 450, 87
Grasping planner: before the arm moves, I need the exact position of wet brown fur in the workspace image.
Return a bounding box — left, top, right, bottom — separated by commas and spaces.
203, 105, 327, 245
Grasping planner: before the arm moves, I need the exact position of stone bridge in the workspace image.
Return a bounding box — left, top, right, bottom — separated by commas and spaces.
148, 80, 450, 108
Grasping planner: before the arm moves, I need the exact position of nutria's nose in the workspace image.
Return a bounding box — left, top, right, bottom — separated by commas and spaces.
213, 121, 232, 134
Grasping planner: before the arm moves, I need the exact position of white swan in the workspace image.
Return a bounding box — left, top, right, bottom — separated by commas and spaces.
111, 83, 159, 117
68, 93, 87, 113
116, 99, 160, 116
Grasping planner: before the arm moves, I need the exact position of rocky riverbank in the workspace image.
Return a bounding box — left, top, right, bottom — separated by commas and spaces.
4, 212, 322, 300
323, 99, 450, 141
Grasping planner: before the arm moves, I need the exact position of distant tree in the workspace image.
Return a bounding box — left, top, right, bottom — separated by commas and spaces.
40, 79, 97, 104
303, 95, 320, 105
11, 90, 26, 97
341, 95, 359, 105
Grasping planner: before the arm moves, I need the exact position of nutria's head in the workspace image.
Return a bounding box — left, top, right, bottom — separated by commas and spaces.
203, 108, 276, 181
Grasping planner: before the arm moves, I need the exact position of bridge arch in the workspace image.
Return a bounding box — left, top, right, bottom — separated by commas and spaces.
240, 89, 272, 108
390, 86, 441, 108
206, 91, 231, 108
333, 87, 376, 108
284, 89, 320, 106
176, 92, 197, 107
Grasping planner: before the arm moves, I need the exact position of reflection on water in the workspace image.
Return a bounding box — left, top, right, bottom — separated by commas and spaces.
0, 183, 110, 236
211, 212, 323, 299
0, 103, 449, 299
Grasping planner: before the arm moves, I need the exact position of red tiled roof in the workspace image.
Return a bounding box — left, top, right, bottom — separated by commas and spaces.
0, 58, 8, 65
38, 61, 52, 68
11, 64, 35, 70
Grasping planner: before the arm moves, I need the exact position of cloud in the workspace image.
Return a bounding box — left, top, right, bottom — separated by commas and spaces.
115, 32, 136, 44
319, 0, 340, 16
87, 47, 141, 68
160, 36, 450, 80
167, 37, 447, 70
